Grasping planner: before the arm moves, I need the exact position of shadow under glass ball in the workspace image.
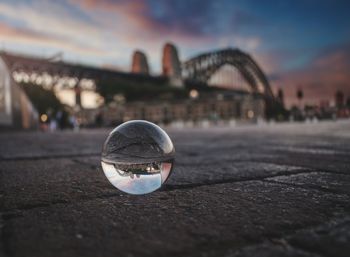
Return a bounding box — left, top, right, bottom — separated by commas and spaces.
101, 120, 175, 195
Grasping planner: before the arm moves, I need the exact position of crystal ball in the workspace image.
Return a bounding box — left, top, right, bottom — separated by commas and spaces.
101, 120, 175, 195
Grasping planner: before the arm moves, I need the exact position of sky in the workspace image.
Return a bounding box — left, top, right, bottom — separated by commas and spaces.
0, 0, 349, 106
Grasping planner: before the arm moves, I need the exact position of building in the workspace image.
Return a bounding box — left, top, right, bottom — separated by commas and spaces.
0, 53, 38, 129
103, 91, 265, 126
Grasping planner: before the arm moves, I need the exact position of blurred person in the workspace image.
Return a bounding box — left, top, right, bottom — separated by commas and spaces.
69, 115, 79, 131
49, 117, 57, 132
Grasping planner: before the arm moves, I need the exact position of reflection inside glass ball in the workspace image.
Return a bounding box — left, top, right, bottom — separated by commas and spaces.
101, 120, 175, 195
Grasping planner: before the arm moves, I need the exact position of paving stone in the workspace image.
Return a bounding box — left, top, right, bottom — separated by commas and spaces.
226, 242, 321, 257
0, 131, 107, 160
257, 151, 350, 174
287, 218, 350, 257
0, 158, 114, 211
2, 181, 349, 257
0, 156, 311, 212
1, 121, 350, 257
265, 172, 350, 195
168, 162, 309, 186
74, 155, 310, 185
225, 217, 350, 257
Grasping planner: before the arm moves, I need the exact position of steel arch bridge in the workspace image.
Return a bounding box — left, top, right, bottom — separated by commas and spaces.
182, 48, 274, 99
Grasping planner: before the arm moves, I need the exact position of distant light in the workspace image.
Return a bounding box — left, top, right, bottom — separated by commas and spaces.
36, 76, 43, 85
113, 94, 126, 104
40, 114, 48, 122
23, 74, 29, 83
189, 89, 199, 99
216, 94, 224, 101
247, 110, 254, 119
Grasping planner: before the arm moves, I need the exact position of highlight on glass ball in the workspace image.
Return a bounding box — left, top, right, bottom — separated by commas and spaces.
101, 120, 175, 195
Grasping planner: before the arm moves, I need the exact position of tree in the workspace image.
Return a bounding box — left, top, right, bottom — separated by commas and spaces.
19, 82, 71, 128
19, 82, 63, 114
297, 88, 303, 101
335, 90, 344, 108
277, 88, 284, 106
296, 88, 303, 109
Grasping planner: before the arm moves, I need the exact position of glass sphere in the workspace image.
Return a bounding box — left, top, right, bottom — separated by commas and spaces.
101, 120, 175, 195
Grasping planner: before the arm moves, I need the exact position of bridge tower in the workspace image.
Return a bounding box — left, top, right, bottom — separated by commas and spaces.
131, 50, 149, 75
162, 43, 183, 87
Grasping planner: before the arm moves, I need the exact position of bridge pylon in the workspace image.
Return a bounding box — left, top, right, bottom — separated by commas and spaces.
162, 43, 183, 87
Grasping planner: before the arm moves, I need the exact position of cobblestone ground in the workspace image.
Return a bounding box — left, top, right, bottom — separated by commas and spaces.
1, 120, 350, 257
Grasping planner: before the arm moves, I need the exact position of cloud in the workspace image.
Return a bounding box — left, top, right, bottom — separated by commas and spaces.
64, 0, 220, 70
0, 1, 108, 55
271, 43, 350, 106
230, 9, 264, 28
0, 22, 104, 55
70, 0, 266, 48
0, 23, 53, 41
0, 0, 270, 71
1, 0, 347, 104
71, 0, 215, 37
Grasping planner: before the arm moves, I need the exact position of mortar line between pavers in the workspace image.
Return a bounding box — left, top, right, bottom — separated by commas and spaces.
0, 152, 100, 162
180, 158, 350, 176
163, 168, 350, 192
2, 170, 345, 216
262, 179, 350, 196
246, 159, 350, 176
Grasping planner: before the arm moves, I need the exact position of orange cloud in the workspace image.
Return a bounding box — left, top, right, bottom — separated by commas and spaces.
0, 23, 54, 42
272, 44, 350, 107
0, 22, 106, 55
69, 0, 215, 46
0, 1, 111, 57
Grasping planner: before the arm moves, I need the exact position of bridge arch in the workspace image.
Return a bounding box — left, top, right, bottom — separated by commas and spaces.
182, 48, 274, 99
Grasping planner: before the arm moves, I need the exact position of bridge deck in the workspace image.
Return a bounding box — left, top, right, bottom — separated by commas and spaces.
0, 51, 167, 83
1, 121, 350, 257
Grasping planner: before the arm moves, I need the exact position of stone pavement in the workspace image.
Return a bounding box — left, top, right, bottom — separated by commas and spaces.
1, 120, 350, 257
